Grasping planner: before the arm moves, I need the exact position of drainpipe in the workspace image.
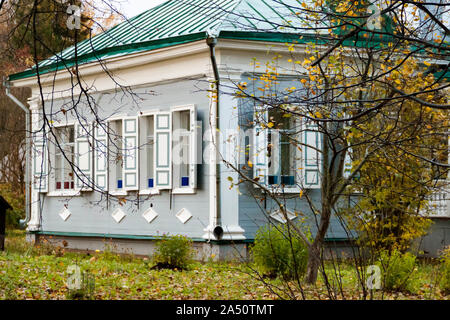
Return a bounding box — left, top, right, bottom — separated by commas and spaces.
4, 79, 31, 229
206, 36, 224, 241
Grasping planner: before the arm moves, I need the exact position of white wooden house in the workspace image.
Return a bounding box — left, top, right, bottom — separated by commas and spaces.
7, 0, 450, 258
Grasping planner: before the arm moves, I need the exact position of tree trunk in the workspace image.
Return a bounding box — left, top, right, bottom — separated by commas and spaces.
305, 242, 321, 284
305, 207, 332, 284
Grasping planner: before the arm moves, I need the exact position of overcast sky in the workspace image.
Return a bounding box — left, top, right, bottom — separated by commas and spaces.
119, 0, 167, 18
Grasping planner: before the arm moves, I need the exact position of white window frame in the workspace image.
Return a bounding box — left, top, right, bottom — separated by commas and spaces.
122, 116, 139, 191
171, 105, 197, 194
32, 110, 49, 193
74, 122, 94, 191
138, 112, 160, 196
253, 106, 304, 194
47, 121, 81, 197
94, 123, 109, 191
107, 117, 127, 196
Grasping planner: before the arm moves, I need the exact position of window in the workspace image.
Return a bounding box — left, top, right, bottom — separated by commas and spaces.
54, 126, 75, 190
36, 105, 199, 195
173, 109, 194, 189
138, 106, 197, 192
139, 115, 155, 190
108, 119, 124, 191
253, 106, 322, 191
266, 109, 300, 187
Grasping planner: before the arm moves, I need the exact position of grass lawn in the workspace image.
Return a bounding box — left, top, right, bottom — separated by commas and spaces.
0, 230, 448, 300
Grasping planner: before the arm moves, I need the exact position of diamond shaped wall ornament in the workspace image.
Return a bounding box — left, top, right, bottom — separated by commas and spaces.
176, 208, 192, 224
59, 207, 71, 221
269, 209, 297, 224
142, 207, 159, 224
112, 208, 126, 223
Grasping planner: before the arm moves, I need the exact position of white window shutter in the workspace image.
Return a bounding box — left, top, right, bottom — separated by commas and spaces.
253, 109, 268, 185
155, 112, 172, 189
303, 120, 322, 189
32, 132, 48, 192
94, 123, 108, 191
189, 106, 197, 189
122, 117, 139, 190
75, 123, 93, 191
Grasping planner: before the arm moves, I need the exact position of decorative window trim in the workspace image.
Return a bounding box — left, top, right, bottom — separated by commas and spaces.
47, 190, 81, 197
59, 207, 72, 221
74, 122, 94, 191
107, 119, 125, 193
106, 113, 127, 122
122, 116, 139, 191
142, 207, 159, 223
139, 113, 157, 192
172, 187, 196, 195
51, 125, 78, 194
139, 189, 160, 196
111, 208, 126, 223
176, 208, 193, 224
253, 105, 322, 190
171, 105, 197, 190
266, 186, 302, 194
139, 109, 161, 116
51, 120, 76, 128
109, 190, 128, 196
269, 208, 298, 224
155, 112, 172, 189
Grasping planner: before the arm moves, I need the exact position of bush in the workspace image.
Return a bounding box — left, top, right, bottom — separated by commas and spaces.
378, 249, 417, 292
152, 234, 193, 270
439, 246, 450, 295
251, 224, 309, 280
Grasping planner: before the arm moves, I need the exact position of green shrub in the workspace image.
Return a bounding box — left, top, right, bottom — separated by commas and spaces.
251, 224, 309, 279
439, 246, 450, 295
378, 249, 417, 292
152, 234, 193, 270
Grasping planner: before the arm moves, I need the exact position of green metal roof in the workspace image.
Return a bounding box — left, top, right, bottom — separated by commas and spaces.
13, 0, 443, 82
9, 0, 322, 81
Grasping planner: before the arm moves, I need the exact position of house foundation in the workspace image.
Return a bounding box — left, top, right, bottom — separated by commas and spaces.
28, 232, 251, 262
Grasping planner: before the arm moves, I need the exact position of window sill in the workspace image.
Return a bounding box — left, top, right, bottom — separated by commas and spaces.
172, 188, 196, 195
270, 187, 301, 194
255, 185, 301, 194
109, 190, 128, 196
47, 190, 81, 197
139, 189, 160, 196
